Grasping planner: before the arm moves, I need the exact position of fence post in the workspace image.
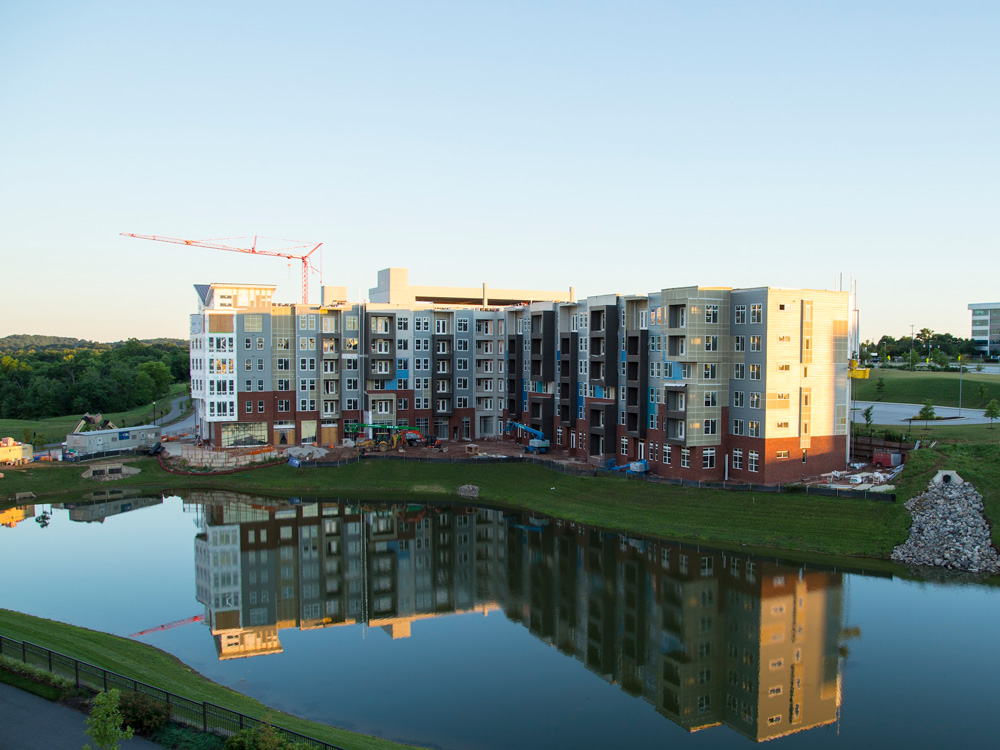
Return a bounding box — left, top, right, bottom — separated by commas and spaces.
203, 702, 208, 732
48, 649, 52, 673
21, 640, 26, 663
75, 660, 80, 687
103, 670, 108, 692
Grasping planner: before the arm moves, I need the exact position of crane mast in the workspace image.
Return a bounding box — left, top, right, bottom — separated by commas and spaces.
122, 233, 322, 304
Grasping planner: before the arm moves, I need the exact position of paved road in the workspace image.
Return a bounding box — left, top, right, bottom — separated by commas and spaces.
159, 394, 195, 437
0, 682, 161, 750
850, 401, 993, 426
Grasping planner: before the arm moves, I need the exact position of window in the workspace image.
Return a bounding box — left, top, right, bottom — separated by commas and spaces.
750, 392, 761, 409
457, 358, 469, 371
397, 317, 409, 331
734, 335, 745, 352
345, 315, 358, 330
776, 420, 789, 429
277, 358, 290, 370
620, 437, 628, 455
734, 363, 745, 379
245, 401, 253, 414
278, 400, 290, 412
457, 318, 469, 332
733, 391, 744, 408
435, 319, 449, 334
778, 363, 790, 371
732, 448, 743, 469
705, 335, 718, 352
749, 421, 760, 437
735, 305, 746, 324
703, 447, 716, 468
776, 450, 789, 458
704, 391, 717, 407
346, 398, 358, 410
749, 364, 761, 380
663, 445, 671, 464
705, 304, 718, 324
681, 448, 690, 468
257, 400, 264, 413
748, 450, 759, 472
703, 419, 717, 435
703, 364, 717, 379
750, 304, 762, 323
732, 418, 744, 435
457, 339, 469, 351
750, 335, 761, 352
277, 378, 290, 391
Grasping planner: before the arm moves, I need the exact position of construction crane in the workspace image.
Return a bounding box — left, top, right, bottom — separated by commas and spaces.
122, 233, 322, 304
130, 614, 204, 638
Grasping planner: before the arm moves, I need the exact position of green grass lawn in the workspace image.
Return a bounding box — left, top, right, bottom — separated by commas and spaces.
861, 420, 1000, 444
854, 367, 1000, 408
0, 383, 190, 447
0, 610, 417, 750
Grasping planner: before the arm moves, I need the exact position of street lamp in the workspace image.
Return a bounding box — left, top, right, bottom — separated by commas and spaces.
153, 401, 157, 426
910, 324, 915, 370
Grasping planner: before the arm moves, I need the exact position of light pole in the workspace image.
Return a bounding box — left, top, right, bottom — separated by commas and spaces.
910, 324, 915, 370
958, 354, 963, 417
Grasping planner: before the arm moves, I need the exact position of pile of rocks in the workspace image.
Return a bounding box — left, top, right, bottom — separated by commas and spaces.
892, 477, 1000, 574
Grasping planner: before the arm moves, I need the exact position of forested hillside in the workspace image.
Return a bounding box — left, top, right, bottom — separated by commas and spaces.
0, 336, 189, 419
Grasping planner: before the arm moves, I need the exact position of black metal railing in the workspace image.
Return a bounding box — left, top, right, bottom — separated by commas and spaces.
0, 635, 347, 750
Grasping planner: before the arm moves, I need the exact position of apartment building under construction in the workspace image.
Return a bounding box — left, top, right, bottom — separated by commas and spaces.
189, 268, 849, 483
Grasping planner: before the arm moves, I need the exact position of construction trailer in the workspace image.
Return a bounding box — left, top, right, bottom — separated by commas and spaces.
64, 425, 162, 460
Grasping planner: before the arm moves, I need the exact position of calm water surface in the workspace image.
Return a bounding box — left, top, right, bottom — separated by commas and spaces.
2, 493, 998, 749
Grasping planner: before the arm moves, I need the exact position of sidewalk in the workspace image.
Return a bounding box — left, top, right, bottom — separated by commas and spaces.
0, 682, 161, 750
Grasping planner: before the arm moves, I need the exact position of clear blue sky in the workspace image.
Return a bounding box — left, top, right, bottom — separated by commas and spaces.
1, 1, 996, 343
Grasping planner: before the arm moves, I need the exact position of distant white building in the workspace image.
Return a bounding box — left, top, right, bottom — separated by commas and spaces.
968, 303, 1000, 357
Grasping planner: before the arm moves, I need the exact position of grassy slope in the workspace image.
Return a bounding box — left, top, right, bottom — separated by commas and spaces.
0, 383, 189, 445
3, 458, 911, 558
0, 610, 417, 750
855, 367, 1000, 408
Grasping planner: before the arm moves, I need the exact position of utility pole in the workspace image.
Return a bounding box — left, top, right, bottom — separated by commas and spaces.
910, 324, 915, 370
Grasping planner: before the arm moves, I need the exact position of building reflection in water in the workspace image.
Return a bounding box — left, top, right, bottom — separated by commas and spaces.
186, 491, 846, 742
0, 504, 36, 528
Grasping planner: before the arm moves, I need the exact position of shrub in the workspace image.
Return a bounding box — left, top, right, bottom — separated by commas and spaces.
119, 691, 170, 736
0, 654, 74, 692
223, 723, 314, 750
152, 724, 226, 750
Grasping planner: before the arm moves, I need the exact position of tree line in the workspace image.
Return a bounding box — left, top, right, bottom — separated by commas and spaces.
862, 328, 982, 364
0, 336, 189, 420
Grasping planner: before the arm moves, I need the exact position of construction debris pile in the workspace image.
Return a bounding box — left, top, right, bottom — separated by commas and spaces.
892, 474, 1000, 575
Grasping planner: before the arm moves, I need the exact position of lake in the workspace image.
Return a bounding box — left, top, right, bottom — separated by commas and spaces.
2, 492, 998, 749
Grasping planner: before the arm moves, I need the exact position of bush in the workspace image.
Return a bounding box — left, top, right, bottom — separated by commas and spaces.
224, 723, 315, 750
119, 691, 170, 736
0, 654, 74, 692
152, 724, 226, 750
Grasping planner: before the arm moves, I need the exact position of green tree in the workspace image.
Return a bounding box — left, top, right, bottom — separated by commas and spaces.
84, 689, 134, 750
930, 348, 949, 369
863, 405, 874, 435
138, 360, 173, 395
977, 383, 990, 405
906, 350, 920, 370
985, 399, 1000, 429
917, 399, 936, 431
875, 377, 886, 401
